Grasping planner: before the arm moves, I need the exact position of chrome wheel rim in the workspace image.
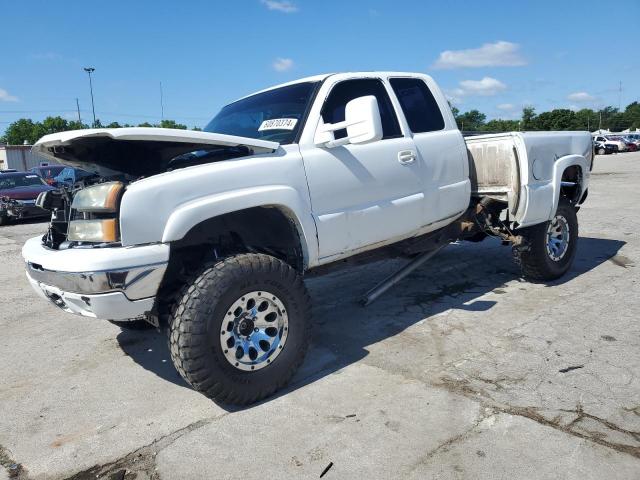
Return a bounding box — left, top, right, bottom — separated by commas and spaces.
219, 290, 288, 371
546, 215, 570, 261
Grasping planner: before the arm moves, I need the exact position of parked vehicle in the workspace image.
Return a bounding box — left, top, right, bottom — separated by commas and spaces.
52, 166, 99, 187
0, 172, 55, 225
607, 135, 628, 152
623, 134, 640, 148
30, 165, 65, 185
594, 141, 616, 155
623, 140, 638, 152
23, 72, 592, 405
594, 135, 625, 152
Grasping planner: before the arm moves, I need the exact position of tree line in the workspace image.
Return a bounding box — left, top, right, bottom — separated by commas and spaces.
0, 118, 197, 145
452, 101, 640, 133
2, 100, 639, 145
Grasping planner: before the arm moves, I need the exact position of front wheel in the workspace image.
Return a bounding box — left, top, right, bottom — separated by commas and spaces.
169, 253, 311, 405
513, 198, 578, 281
597, 147, 606, 155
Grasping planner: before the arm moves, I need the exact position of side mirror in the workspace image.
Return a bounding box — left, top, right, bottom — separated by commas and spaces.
315, 95, 383, 148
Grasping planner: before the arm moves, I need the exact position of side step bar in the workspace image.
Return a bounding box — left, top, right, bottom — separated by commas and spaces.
361, 243, 448, 306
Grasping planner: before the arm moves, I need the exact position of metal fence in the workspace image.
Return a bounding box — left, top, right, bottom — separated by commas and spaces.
2, 146, 58, 171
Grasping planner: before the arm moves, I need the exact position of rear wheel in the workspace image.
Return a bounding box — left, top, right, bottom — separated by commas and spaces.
169, 253, 311, 405
0, 215, 9, 226
513, 198, 578, 281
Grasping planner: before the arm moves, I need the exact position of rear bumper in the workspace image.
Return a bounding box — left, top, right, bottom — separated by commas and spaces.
22, 236, 169, 320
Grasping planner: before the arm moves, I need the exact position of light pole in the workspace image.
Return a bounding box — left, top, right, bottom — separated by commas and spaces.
83, 67, 96, 127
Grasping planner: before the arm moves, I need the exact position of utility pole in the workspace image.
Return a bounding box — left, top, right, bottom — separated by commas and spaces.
619, 80, 622, 112
599, 111, 602, 131
83, 67, 96, 127
160, 81, 165, 121
75, 98, 82, 124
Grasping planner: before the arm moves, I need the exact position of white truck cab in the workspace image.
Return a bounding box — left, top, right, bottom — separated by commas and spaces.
23, 72, 592, 405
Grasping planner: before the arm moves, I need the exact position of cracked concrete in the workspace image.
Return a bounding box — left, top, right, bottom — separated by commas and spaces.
1, 152, 639, 479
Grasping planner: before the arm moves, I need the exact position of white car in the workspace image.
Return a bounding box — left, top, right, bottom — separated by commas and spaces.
24, 72, 592, 404
594, 135, 626, 152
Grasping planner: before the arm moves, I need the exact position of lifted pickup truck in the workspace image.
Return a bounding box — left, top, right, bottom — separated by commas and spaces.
23, 72, 592, 405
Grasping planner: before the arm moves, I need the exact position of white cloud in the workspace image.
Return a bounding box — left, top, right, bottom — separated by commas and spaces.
260, 0, 298, 13
433, 41, 526, 69
497, 103, 515, 110
567, 91, 595, 102
272, 57, 294, 72
0, 88, 18, 102
449, 77, 507, 100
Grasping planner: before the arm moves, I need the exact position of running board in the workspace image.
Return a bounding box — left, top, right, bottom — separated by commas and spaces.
361, 243, 448, 306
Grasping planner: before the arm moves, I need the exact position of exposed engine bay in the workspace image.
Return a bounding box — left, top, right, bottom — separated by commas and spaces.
35, 143, 258, 249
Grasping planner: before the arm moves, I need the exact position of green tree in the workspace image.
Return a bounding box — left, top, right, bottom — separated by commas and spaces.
484, 119, 520, 132
572, 108, 597, 131
521, 106, 536, 130
624, 102, 640, 130
535, 109, 576, 130
158, 119, 188, 129
457, 110, 486, 131
2, 118, 39, 144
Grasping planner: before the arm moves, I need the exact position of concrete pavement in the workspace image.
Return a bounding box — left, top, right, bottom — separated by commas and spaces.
1, 151, 639, 479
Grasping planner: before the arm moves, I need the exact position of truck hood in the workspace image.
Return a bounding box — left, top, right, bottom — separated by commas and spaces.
32, 128, 280, 177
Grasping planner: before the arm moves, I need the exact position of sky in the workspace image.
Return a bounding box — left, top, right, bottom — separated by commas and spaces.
1, 0, 638, 134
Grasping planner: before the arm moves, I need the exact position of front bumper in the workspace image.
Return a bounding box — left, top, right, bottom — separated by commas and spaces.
22, 236, 170, 320
1, 199, 49, 220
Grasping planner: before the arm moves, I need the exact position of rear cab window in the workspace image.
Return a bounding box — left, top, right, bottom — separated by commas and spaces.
389, 78, 445, 133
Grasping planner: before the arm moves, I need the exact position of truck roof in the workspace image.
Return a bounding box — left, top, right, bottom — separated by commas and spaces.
234, 71, 435, 104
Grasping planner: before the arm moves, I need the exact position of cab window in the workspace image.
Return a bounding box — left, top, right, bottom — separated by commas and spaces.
321, 79, 402, 140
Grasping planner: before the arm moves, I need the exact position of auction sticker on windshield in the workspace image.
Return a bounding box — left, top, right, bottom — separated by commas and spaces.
258, 118, 298, 131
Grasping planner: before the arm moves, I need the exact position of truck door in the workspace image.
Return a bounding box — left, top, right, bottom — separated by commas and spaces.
300, 78, 424, 260
389, 77, 470, 226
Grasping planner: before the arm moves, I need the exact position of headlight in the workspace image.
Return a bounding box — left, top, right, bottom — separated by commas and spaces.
71, 182, 124, 213
68, 219, 118, 243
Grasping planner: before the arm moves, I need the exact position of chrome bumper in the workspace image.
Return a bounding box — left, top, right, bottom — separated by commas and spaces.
25, 262, 167, 300
22, 236, 170, 320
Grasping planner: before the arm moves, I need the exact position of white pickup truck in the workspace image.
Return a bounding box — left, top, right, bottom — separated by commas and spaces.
23, 72, 593, 405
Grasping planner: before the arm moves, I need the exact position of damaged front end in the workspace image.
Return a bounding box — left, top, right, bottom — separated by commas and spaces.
0, 196, 26, 221
36, 188, 73, 249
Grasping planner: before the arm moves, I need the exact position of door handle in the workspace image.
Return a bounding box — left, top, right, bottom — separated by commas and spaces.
398, 150, 416, 165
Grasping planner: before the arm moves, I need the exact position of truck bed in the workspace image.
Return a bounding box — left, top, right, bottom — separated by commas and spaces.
465, 131, 593, 226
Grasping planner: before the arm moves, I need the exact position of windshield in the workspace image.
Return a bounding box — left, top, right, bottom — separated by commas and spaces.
34, 166, 64, 178
55, 167, 75, 182
204, 81, 318, 144
0, 174, 46, 190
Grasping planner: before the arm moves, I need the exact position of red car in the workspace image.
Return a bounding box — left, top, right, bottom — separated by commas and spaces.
623, 140, 638, 152
0, 172, 55, 225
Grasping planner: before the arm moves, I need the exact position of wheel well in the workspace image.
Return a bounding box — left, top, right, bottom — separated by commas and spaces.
560, 165, 583, 203
169, 206, 304, 271
155, 206, 305, 323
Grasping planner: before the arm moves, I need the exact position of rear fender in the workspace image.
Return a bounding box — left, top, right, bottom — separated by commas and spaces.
550, 154, 589, 218
517, 154, 589, 228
